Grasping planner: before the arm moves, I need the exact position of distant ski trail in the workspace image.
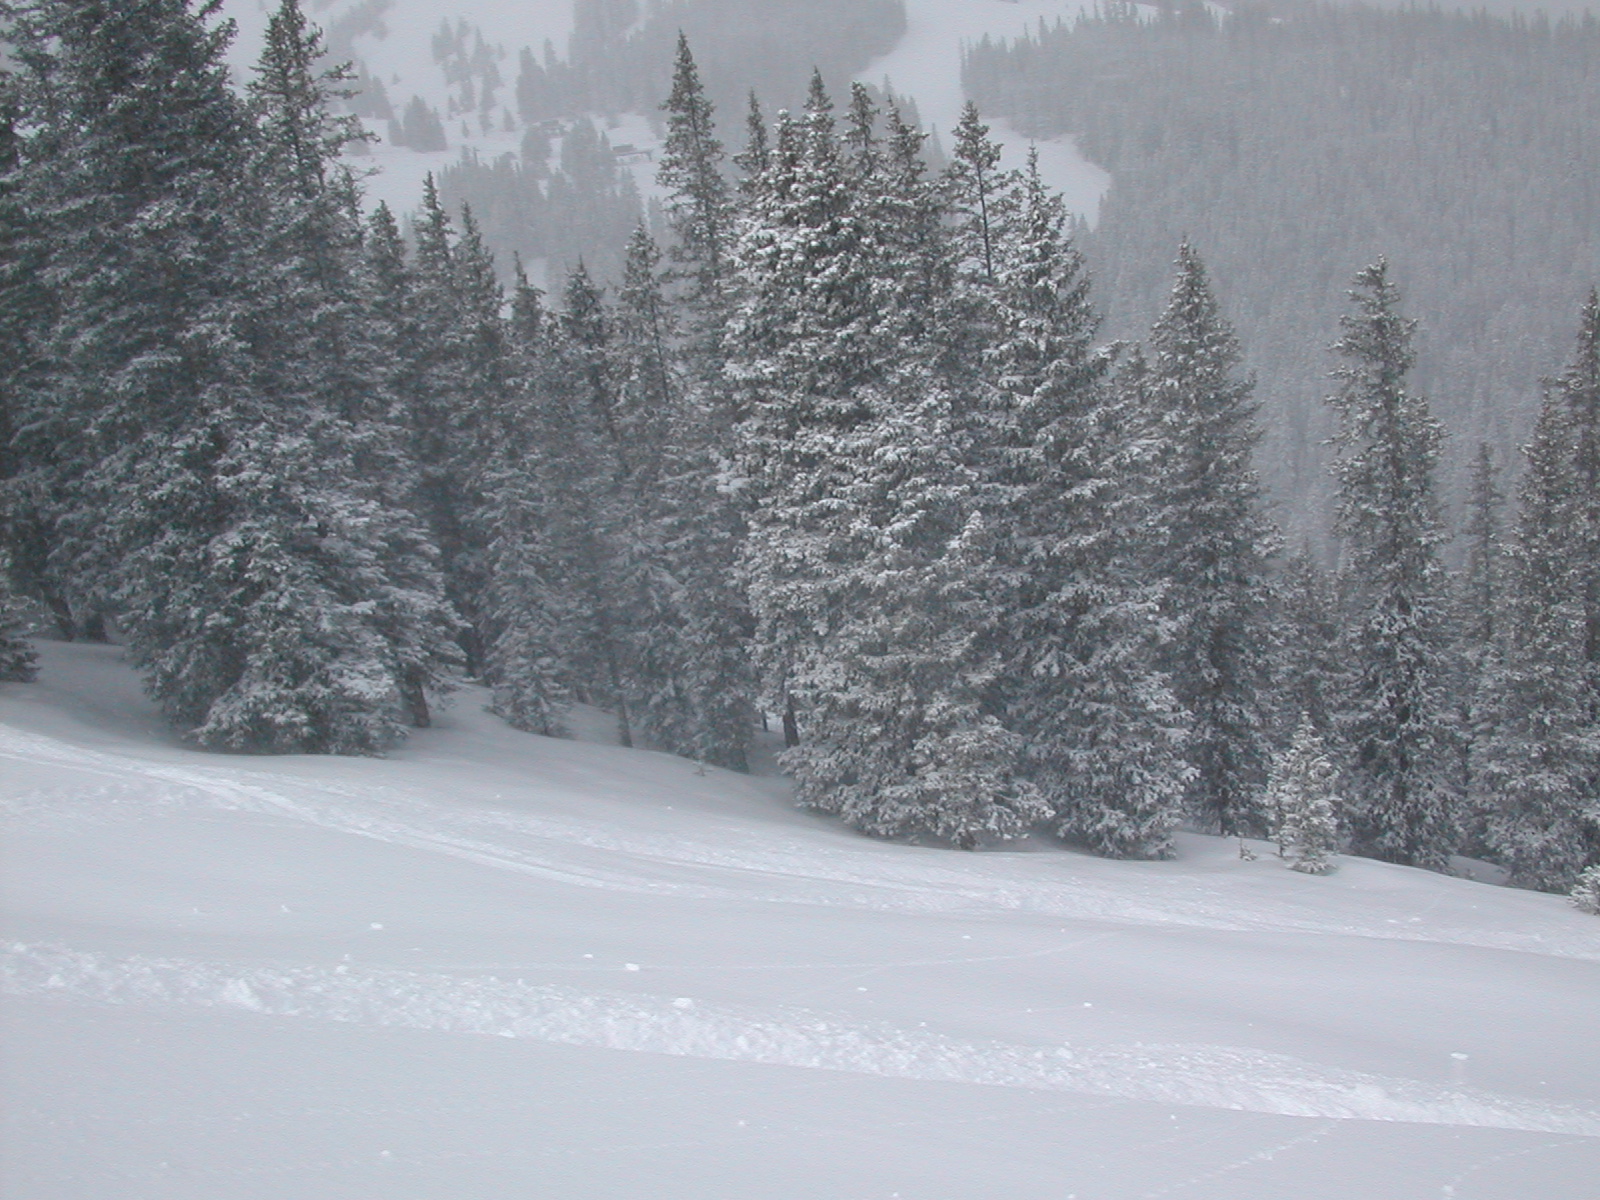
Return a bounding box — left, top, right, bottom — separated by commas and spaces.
6, 941, 1598, 1137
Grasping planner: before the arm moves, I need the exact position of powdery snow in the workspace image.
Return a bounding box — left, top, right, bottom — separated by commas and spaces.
3, 641, 1599, 1199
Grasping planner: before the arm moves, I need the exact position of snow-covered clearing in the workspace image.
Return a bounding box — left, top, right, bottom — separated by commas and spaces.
2, 642, 1598, 1198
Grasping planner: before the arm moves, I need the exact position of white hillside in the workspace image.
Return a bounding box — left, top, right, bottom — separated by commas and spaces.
3, 642, 1598, 1198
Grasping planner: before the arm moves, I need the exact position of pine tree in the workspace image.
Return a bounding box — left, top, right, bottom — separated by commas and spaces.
987, 157, 1187, 859
2, 0, 251, 637
243, 0, 461, 731
656, 35, 733, 366
1479, 335, 1600, 891
1273, 548, 1341, 742
482, 265, 574, 737
1142, 244, 1279, 836
1267, 716, 1341, 874
1327, 261, 1457, 868
730, 82, 1040, 843
1452, 442, 1505, 846
0, 549, 39, 683
1573, 866, 1600, 915
403, 180, 514, 673
944, 102, 1015, 285
1562, 290, 1600, 756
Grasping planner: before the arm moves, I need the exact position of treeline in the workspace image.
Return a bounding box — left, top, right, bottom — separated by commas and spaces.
516, 0, 907, 130
0, 1, 1595, 899
963, 1, 1600, 541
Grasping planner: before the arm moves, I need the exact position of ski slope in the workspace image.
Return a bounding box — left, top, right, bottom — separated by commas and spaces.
859, 0, 1111, 224
3, 641, 1598, 1199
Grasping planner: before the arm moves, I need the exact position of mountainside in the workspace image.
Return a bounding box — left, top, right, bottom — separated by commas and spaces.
215, 0, 1110, 287
3, 642, 1598, 1198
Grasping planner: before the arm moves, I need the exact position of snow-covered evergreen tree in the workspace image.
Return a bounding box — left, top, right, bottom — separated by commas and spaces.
481, 266, 574, 737
656, 35, 733, 380
1562, 289, 1600, 765
1452, 442, 1506, 847
0, 71, 74, 640
0, 550, 39, 683
1273, 548, 1341, 742
944, 102, 1017, 286
401, 179, 515, 674
1479, 365, 1600, 890
2, 0, 251, 635
1267, 716, 1341, 874
730, 83, 1040, 844
1327, 261, 1457, 868
1142, 244, 1279, 836
242, 0, 462, 731
5, 0, 462, 751
1573, 866, 1600, 915
986, 158, 1187, 859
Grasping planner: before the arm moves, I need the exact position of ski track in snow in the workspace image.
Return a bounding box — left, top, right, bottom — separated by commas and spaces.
5, 940, 1598, 1138
4, 721, 1598, 962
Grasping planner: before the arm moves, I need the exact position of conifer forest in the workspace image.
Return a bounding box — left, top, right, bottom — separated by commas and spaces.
2, 0, 1599, 907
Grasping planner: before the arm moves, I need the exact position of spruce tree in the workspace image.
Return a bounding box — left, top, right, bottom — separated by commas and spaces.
2, 0, 251, 637
1573, 866, 1600, 915
730, 83, 1040, 843
1562, 291, 1600, 748
1479, 312, 1600, 891
986, 157, 1186, 859
656, 35, 733, 367
729, 81, 870, 738
401, 182, 518, 674
611, 226, 755, 768
4, 0, 462, 751
1273, 549, 1341, 742
1267, 717, 1341, 875
945, 102, 1015, 285
1452, 442, 1505, 845
0, 70, 74, 639
243, 0, 461, 731
1327, 261, 1457, 868
0, 549, 39, 683
1142, 244, 1279, 836
482, 266, 575, 737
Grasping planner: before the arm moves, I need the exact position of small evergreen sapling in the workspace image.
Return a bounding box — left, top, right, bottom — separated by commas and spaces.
1572, 866, 1600, 915
1268, 717, 1341, 874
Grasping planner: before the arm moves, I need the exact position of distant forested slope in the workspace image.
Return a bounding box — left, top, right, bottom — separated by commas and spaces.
527, 0, 908, 123
433, 0, 907, 286
965, 2, 1600, 538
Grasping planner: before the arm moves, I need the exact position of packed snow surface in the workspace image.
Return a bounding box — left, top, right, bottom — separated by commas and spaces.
3, 642, 1598, 1199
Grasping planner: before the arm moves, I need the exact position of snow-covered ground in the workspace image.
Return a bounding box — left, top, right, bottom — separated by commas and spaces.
3, 641, 1598, 1198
